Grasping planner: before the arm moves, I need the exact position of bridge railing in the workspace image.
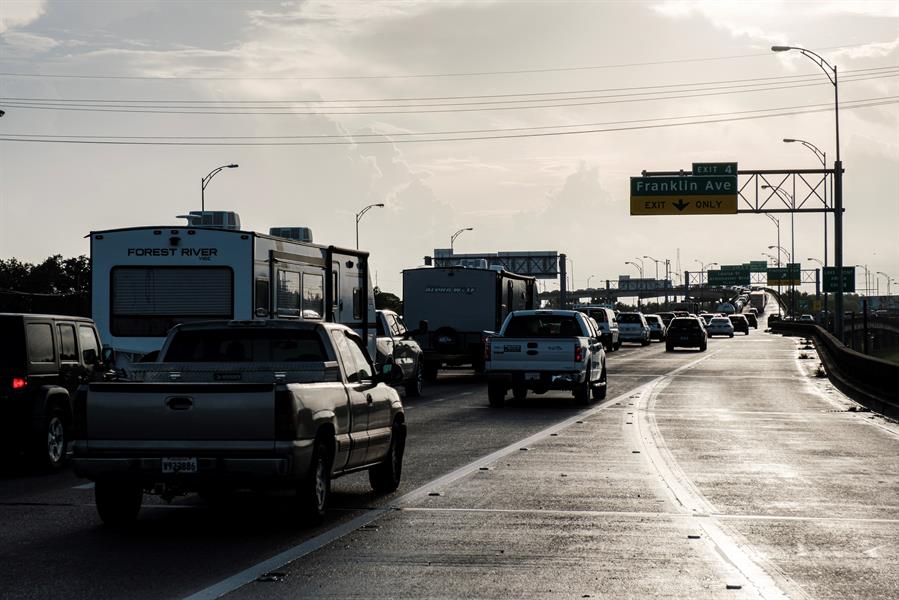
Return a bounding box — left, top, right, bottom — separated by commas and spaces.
770, 321, 898, 416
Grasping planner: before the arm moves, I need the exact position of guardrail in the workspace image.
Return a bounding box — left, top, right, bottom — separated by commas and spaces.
770, 321, 898, 416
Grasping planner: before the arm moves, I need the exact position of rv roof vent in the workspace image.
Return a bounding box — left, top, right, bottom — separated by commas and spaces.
176, 211, 241, 230
269, 227, 313, 243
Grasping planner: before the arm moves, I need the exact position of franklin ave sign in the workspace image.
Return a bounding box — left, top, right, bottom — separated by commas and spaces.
630, 175, 738, 215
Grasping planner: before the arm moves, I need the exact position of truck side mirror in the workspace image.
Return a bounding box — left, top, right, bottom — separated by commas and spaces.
102, 346, 116, 366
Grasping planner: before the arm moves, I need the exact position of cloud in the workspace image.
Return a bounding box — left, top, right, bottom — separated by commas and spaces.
0, 29, 57, 52
0, 0, 45, 34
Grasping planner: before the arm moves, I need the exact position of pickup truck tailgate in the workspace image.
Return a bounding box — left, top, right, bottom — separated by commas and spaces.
85, 382, 276, 441
488, 337, 578, 371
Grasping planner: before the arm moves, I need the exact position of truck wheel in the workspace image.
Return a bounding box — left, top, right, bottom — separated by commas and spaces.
404, 364, 423, 398
95, 480, 142, 527
298, 437, 332, 522
592, 369, 607, 401
666, 343, 674, 352
614, 341, 621, 351
700, 342, 707, 352
488, 383, 506, 408
422, 361, 439, 382
369, 423, 406, 494
641, 338, 650, 347
512, 386, 527, 401
574, 381, 590, 406
35, 403, 68, 470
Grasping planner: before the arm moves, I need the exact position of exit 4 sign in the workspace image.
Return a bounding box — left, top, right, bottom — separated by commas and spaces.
692, 162, 738, 176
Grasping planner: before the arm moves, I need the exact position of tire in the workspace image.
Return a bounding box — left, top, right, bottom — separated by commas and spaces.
699, 342, 707, 352
404, 363, 423, 398
641, 338, 650, 347
488, 382, 506, 408
574, 381, 590, 406
614, 341, 621, 351
369, 423, 406, 494
422, 361, 439, 382
95, 480, 142, 527
592, 368, 607, 401
729, 333, 734, 338
298, 436, 332, 522
666, 343, 674, 352
37, 403, 68, 470
512, 386, 527, 401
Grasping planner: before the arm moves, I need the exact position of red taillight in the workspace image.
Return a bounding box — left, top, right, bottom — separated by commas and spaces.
484, 338, 492, 360
574, 345, 583, 362
12, 377, 27, 390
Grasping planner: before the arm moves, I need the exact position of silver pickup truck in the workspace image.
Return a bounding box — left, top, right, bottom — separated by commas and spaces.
72, 320, 406, 526
485, 310, 607, 407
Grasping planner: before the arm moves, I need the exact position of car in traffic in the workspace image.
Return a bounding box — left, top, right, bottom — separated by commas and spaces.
0, 313, 108, 469
485, 310, 607, 406
575, 306, 620, 351
743, 312, 759, 328
375, 309, 427, 397
699, 313, 716, 325
706, 316, 735, 338
617, 312, 651, 346
729, 314, 750, 335
665, 317, 707, 352
798, 314, 815, 323
644, 314, 666, 341
657, 312, 675, 327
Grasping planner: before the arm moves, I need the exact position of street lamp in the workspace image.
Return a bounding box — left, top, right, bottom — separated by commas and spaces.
201, 164, 239, 212
693, 260, 717, 311
876, 271, 891, 297
768, 245, 790, 263
625, 261, 643, 307
450, 227, 473, 252
586, 275, 596, 289
762, 252, 779, 264
772, 44, 844, 338
355, 203, 385, 249
643, 255, 662, 280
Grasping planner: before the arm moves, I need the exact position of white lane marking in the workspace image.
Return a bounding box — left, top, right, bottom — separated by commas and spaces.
182, 350, 717, 600
72, 482, 94, 490
633, 354, 809, 600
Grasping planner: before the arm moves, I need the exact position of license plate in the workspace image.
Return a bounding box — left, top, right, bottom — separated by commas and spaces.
162, 457, 197, 474
525, 372, 540, 381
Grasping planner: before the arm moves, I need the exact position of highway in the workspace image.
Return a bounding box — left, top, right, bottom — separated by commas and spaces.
1, 316, 897, 600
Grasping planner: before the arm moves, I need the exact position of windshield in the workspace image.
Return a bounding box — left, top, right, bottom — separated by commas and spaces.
618, 313, 643, 324
504, 315, 582, 338
165, 329, 327, 362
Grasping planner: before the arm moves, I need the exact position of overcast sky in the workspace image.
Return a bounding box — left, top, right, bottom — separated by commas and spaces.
1, 0, 897, 295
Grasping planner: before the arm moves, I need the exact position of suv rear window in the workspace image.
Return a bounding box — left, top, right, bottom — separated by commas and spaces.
618, 313, 642, 323
669, 318, 700, 330
165, 329, 327, 362
0, 317, 25, 374
504, 315, 582, 338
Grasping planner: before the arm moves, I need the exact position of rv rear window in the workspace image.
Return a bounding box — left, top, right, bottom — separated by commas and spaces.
276, 270, 301, 317
110, 267, 233, 337
302, 273, 324, 319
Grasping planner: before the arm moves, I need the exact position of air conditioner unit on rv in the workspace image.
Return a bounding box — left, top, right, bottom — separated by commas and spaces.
269, 227, 314, 243
176, 211, 241, 230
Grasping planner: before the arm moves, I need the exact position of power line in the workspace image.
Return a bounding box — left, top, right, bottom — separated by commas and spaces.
1, 72, 894, 115
3, 65, 895, 105
7, 97, 895, 140
0, 42, 880, 81
1, 99, 894, 146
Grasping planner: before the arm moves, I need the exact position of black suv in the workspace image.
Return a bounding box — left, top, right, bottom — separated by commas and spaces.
665, 317, 708, 352
0, 314, 106, 468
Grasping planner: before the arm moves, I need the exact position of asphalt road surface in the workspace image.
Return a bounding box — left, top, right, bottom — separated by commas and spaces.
1, 320, 897, 599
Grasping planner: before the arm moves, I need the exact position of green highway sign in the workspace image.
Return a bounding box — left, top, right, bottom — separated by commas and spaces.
749, 261, 768, 272
720, 264, 744, 270
823, 266, 855, 293
767, 263, 801, 286
707, 268, 750, 286
630, 175, 738, 215
692, 162, 738, 176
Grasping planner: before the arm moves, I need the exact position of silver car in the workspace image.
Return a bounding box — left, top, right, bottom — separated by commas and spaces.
617, 312, 651, 346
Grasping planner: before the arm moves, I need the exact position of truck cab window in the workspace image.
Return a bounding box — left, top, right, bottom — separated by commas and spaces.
344, 334, 373, 381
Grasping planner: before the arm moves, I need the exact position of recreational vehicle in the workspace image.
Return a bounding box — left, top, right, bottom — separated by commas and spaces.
90, 211, 375, 366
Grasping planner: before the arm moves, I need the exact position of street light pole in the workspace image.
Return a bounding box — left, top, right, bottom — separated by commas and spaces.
764, 185, 797, 317
450, 227, 474, 252
625, 261, 643, 307
201, 163, 239, 212
876, 272, 890, 298
355, 203, 385, 249
773, 44, 843, 339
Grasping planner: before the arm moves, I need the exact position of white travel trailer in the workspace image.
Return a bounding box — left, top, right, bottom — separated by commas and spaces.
90, 212, 375, 365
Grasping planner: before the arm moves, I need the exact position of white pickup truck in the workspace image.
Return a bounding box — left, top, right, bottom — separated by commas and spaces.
484, 310, 607, 407
72, 320, 406, 526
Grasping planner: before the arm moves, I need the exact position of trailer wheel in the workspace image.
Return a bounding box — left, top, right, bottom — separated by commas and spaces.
95, 480, 142, 527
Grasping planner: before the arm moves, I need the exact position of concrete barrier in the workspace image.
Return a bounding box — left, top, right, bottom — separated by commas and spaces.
770, 321, 898, 416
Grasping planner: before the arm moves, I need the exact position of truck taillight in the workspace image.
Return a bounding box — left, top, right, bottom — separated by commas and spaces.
275, 388, 298, 441
574, 345, 583, 362
484, 337, 492, 360
12, 377, 27, 390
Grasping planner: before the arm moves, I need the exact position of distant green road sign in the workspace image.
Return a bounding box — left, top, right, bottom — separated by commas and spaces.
708, 268, 750, 286
823, 266, 855, 293
749, 261, 768, 272
767, 263, 801, 286
692, 162, 738, 176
